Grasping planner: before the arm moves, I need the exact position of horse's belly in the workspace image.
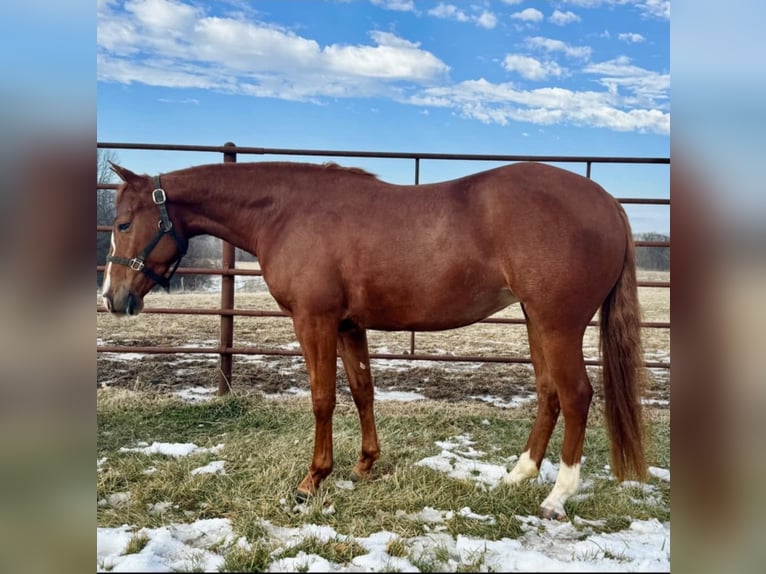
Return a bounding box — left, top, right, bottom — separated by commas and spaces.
360, 286, 518, 332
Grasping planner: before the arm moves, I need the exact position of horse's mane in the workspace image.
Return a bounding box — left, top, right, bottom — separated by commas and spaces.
320, 162, 377, 179
180, 161, 379, 180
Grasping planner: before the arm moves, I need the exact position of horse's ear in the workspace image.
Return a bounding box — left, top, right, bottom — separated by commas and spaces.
109, 161, 140, 183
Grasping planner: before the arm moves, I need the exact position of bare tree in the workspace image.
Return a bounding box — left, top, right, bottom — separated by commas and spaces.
97, 149, 119, 286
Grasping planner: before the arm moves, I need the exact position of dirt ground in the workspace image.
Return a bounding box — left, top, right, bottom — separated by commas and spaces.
97, 270, 669, 407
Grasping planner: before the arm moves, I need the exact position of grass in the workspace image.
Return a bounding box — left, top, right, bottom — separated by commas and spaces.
122, 532, 149, 555
97, 389, 670, 570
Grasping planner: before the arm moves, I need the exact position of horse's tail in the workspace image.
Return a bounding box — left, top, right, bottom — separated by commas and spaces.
599, 204, 648, 482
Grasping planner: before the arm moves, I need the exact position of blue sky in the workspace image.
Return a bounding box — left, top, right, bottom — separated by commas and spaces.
97, 0, 669, 233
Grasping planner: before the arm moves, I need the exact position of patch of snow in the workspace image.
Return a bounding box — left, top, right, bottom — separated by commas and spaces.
642, 398, 670, 406
375, 388, 426, 402
173, 386, 216, 403
191, 460, 226, 475
98, 492, 131, 508
98, 512, 670, 572
119, 441, 224, 457
648, 466, 670, 481
416, 447, 508, 488
101, 352, 146, 361
97, 518, 240, 572
470, 393, 536, 408
269, 551, 334, 572
147, 502, 173, 515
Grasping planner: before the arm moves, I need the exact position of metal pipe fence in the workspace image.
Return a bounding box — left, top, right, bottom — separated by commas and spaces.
97, 142, 670, 394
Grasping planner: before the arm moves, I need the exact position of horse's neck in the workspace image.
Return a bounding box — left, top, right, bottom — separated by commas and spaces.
172, 166, 320, 255
172, 166, 287, 256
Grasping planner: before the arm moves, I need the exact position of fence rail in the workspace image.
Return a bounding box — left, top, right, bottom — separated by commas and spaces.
97, 142, 670, 394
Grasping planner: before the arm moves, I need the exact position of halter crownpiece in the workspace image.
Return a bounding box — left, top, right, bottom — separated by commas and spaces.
106, 174, 188, 291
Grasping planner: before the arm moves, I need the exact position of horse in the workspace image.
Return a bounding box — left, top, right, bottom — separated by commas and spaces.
102, 159, 647, 520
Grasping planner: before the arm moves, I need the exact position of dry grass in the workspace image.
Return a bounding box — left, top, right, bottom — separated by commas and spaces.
97, 391, 670, 571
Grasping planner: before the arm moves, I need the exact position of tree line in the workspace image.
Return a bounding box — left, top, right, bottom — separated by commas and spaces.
633, 233, 670, 271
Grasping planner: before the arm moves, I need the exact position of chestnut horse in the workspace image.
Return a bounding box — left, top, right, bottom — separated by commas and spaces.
102, 160, 647, 520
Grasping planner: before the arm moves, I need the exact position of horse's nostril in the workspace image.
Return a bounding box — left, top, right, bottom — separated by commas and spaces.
126, 293, 136, 315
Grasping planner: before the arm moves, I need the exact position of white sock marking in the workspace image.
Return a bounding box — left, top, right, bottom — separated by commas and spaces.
506, 450, 539, 484
541, 459, 581, 517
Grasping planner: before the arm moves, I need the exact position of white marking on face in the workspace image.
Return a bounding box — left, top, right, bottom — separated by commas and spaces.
506, 450, 539, 484
540, 459, 581, 518
102, 232, 116, 297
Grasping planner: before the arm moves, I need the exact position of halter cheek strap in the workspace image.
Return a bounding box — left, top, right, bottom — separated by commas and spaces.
106, 175, 188, 291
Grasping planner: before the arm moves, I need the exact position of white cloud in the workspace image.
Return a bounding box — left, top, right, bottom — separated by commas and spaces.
428, 3, 497, 28
429, 3, 469, 22
641, 0, 669, 18
561, 0, 669, 19
324, 31, 449, 79
525, 36, 592, 60
549, 10, 581, 25
124, 0, 199, 30
475, 11, 498, 29
584, 56, 669, 107
511, 8, 544, 23
98, 1, 449, 99
158, 97, 199, 104
502, 54, 563, 80
618, 32, 645, 43
370, 0, 415, 12
409, 78, 669, 134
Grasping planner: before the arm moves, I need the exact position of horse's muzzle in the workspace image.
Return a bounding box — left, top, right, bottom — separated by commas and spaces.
102, 291, 143, 316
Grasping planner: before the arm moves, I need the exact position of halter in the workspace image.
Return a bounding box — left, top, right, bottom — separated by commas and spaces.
106, 175, 188, 291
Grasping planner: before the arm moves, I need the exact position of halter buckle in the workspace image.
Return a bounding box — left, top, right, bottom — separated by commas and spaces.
128, 257, 145, 271
152, 188, 167, 205
158, 219, 173, 232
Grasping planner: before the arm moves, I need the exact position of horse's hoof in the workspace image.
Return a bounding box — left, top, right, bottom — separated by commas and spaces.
350, 470, 372, 482
294, 489, 312, 503
539, 506, 569, 522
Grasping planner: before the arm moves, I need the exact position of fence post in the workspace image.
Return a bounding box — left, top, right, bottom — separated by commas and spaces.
218, 142, 237, 395
409, 157, 421, 355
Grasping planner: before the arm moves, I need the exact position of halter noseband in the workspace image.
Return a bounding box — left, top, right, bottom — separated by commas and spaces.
106, 175, 188, 291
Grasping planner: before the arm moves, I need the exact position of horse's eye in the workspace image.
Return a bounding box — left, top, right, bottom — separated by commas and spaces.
117, 222, 131, 232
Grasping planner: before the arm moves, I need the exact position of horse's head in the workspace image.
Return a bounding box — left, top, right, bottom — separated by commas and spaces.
102, 163, 188, 315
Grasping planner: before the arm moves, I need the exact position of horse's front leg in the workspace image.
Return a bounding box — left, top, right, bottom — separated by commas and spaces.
292, 312, 339, 500
337, 325, 380, 480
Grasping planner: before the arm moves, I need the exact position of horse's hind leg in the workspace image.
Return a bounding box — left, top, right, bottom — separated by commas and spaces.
506, 307, 560, 484
505, 309, 592, 520
337, 326, 380, 480
538, 331, 593, 520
